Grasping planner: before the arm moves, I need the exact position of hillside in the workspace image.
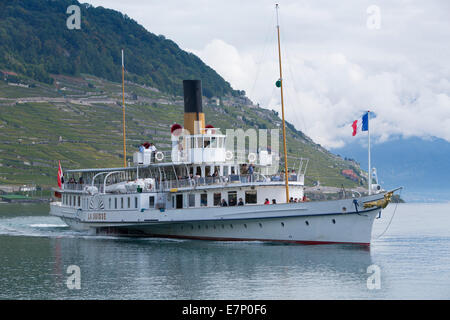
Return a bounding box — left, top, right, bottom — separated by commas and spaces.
0, 0, 237, 98
0, 74, 366, 190
0, 0, 367, 190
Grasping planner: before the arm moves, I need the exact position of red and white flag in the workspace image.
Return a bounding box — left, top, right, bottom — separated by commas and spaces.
57, 160, 63, 188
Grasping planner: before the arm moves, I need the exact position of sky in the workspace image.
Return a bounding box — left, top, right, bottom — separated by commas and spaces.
86, 0, 450, 149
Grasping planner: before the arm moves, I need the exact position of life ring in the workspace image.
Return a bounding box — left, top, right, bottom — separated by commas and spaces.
248, 152, 257, 163
225, 150, 234, 161
155, 151, 164, 161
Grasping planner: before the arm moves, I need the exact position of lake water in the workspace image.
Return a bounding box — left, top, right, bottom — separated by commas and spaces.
0, 202, 449, 300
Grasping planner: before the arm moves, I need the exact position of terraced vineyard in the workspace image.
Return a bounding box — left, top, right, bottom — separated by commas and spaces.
0, 74, 367, 189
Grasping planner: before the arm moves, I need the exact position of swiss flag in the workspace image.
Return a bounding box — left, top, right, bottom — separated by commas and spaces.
57, 160, 63, 189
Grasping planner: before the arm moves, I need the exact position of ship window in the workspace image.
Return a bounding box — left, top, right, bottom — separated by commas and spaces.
245, 190, 257, 204
135, 197, 138, 209
121, 197, 124, 209
114, 198, 117, 209
305, 221, 309, 226
210, 137, 217, 148
189, 194, 195, 207
176, 194, 183, 209
78, 196, 80, 207
149, 196, 155, 207
214, 193, 221, 206
109, 198, 111, 209
127, 197, 131, 208
204, 137, 210, 148
228, 191, 237, 206
200, 193, 207, 207
69, 195, 72, 206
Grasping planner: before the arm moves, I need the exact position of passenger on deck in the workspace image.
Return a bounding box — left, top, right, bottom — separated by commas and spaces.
238, 198, 244, 206
264, 198, 270, 205
220, 199, 228, 207
290, 169, 297, 181
78, 177, 84, 185
289, 197, 294, 203
272, 199, 277, 204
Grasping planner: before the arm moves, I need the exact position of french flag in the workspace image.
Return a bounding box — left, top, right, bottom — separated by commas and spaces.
352, 112, 369, 136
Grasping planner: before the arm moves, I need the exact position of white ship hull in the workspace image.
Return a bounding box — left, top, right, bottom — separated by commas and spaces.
50, 194, 384, 246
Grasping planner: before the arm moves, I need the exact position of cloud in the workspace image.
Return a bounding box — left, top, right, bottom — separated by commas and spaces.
86, 0, 450, 149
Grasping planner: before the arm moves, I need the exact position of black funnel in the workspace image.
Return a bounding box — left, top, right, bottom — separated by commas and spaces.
183, 80, 203, 113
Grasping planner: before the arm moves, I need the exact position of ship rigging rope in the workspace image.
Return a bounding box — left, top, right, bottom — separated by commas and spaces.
373, 188, 402, 239
248, 10, 276, 101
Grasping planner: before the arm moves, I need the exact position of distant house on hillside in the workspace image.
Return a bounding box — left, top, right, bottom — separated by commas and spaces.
1, 70, 19, 81
342, 169, 359, 182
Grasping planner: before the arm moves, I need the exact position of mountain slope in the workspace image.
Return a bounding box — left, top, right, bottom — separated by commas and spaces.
0, 1, 366, 190
0, 0, 236, 98
0, 74, 365, 189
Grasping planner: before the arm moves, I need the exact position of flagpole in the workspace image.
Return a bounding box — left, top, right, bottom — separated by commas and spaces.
122, 49, 127, 167
368, 110, 371, 195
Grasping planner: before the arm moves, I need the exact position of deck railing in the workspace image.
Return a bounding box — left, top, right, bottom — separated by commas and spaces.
62, 173, 303, 194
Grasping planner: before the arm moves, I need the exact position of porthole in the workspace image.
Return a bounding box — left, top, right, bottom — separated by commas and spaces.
244, 224, 247, 228
230, 224, 233, 229
332, 219, 336, 224
281, 222, 285, 227
259, 223, 263, 228
305, 221, 309, 226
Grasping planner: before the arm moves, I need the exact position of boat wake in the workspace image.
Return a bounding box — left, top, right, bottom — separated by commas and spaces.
0, 215, 78, 238
0, 215, 187, 242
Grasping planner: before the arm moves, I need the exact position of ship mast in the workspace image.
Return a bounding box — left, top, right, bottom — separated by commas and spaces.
276, 4, 290, 203
121, 49, 127, 167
